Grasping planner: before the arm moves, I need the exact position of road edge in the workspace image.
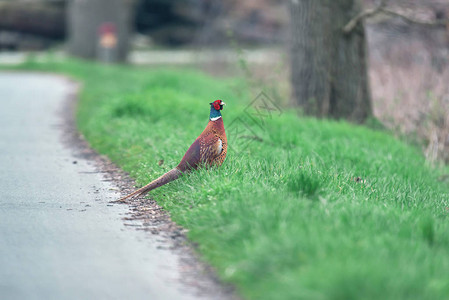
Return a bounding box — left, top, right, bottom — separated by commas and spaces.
56, 73, 238, 300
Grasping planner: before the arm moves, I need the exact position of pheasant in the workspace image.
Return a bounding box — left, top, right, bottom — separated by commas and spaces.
115, 100, 227, 202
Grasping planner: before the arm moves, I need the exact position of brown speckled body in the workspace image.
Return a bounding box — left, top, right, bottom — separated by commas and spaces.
177, 117, 227, 171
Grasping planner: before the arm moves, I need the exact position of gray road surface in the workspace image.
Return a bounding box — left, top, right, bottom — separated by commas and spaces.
0, 73, 213, 300
0, 49, 281, 66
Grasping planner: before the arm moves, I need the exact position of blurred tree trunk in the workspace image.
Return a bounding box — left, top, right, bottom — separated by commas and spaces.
289, 0, 372, 123
67, 0, 135, 62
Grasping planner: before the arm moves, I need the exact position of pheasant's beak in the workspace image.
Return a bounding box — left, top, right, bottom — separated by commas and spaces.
221, 102, 226, 106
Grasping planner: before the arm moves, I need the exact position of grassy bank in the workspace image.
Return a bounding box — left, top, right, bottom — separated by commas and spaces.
11, 59, 449, 299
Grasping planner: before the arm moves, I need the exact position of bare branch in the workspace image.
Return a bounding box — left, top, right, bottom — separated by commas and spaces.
380, 8, 449, 27
343, 0, 449, 34
343, 0, 387, 34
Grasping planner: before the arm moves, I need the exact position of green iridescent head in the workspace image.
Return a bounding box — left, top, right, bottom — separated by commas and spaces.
209, 100, 226, 121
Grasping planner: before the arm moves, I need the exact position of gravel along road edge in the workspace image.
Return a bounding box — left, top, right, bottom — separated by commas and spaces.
61, 74, 237, 300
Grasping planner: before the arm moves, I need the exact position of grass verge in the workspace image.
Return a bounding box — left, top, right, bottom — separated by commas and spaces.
8, 58, 449, 300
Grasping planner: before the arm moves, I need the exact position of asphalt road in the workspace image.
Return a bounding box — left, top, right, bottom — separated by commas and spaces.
0, 73, 213, 300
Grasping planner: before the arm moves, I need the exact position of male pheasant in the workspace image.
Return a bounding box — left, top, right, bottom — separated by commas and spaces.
115, 100, 227, 202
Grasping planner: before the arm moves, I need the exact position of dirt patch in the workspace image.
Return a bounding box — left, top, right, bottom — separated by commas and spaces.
59, 75, 237, 300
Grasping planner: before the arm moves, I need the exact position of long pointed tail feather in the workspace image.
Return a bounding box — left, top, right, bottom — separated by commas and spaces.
114, 168, 182, 202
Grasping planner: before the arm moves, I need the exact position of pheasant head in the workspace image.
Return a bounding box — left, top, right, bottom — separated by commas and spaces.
209, 99, 226, 121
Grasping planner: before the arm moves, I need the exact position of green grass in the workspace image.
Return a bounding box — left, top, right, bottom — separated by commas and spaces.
9, 58, 449, 300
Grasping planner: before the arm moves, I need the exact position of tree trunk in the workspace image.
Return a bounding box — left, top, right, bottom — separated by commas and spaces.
289, 0, 372, 123
67, 0, 134, 62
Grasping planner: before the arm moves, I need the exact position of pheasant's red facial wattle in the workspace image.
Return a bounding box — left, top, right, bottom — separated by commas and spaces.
213, 100, 222, 110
